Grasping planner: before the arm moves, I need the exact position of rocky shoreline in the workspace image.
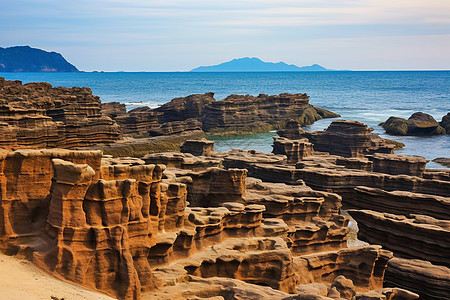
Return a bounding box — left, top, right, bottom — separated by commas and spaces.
0, 78, 449, 300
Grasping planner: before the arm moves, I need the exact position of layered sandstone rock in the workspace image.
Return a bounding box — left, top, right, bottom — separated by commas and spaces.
154, 93, 215, 123
101, 101, 127, 119
172, 237, 298, 293
381, 112, 446, 136
294, 245, 393, 291
288, 166, 450, 198
349, 186, 450, 220
114, 106, 159, 137
143, 152, 222, 171
201, 93, 339, 133
348, 210, 450, 267
148, 118, 203, 136
146, 276, 294, 299
300, 120, 395, 158
244, 178, 348, 254
277, 119, 306, 139
367, 153, 428, 177
0, 142, 422, 300
384, 257, 450, 300
167, 167, 248, 207
273, 137, 314, 164
180, 139, 215, 156
0, 78, 120, 149
0, 149, 102, 244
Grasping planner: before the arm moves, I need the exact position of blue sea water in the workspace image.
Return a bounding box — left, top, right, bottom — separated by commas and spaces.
2, 71, 449, 168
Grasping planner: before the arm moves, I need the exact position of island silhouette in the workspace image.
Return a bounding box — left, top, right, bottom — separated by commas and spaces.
190, 57, 333, 72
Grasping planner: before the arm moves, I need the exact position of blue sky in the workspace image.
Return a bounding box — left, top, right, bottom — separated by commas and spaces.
1, 0, 450, 71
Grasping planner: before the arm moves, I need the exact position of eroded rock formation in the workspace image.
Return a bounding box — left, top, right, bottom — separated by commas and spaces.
298, 120, 395, 158
0, 145, 415, 300
385, 257, 450, 300
2, 116, 445, 300
201, 93, 339, 133
0, 78, 121, 149
348, 210, 450, 267
106, 93, 340, 137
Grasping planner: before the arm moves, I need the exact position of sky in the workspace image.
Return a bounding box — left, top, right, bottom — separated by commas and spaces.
1, 0, 450, 71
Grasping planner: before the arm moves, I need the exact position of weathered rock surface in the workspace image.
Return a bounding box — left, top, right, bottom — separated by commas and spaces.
439, 112, 450, 134
0, 149, 102, 242
100, 92, 339, 138
367, 153, 428, 177
180, 139, 215, 156
201, 93, 339, 133
355, 288, 419, 300
143, 152, 222, 171
289, 165, 450, 197
145, 276, 292, 300
148, 118, 203, 136
348, 210, 450, 267
0, 77, 121, 149
154, 93, 216, 123
273, 137, 314, 164
295, 245, 393, 291
173, 237, 297, 293
381, 112, 446, 136
432, 157, 450, 168
1, 124, 430, 300
114, 106, 159, 137
245, 178, 348, 254
101, 101, 127, 119
385, 257, 450, 300
350, 186, 450, 220
300, 120, 395, 158
167, 167, 248, 207
277, 119, 307, 139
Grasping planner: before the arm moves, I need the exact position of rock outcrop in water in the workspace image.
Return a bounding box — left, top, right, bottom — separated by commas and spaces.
200, 93, 339, 133
106, 92, 340, 137
381, 112, 446, 136
440, 112, 450, 134
0, 77, 121, 149
0, 78, 339, 148
290, 120, 395, 157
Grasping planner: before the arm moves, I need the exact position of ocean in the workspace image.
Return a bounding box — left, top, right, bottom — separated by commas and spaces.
2, 71, 449, 169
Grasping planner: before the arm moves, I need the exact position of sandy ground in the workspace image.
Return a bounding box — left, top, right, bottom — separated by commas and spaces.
0, 254, 115, 300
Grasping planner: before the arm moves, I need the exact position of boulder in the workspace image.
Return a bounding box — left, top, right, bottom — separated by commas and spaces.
381, 112, 446, 136
439, 112, 450, 133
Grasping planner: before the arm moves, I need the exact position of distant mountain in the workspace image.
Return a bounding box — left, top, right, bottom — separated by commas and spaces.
0, 46, 79, 72
190, 57, 332, 72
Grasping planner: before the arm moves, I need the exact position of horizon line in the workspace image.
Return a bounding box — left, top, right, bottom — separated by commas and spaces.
3, 69, 450, 73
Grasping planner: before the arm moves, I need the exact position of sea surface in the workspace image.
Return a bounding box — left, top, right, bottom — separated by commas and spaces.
2, 71, 449, 169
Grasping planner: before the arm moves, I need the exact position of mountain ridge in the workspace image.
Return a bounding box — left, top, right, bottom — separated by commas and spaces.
190, 57, 333, 72
0, 46, 79, 72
